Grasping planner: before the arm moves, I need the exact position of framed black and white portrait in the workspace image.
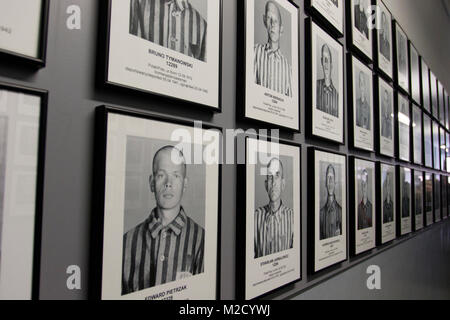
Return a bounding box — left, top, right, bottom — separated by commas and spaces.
430, 71, 438, 119
445, 90, 449, 130
307, 20, 344, 143
349, 55, 374, 151
377, 77, 394, 157
241, 137, 301, 300
409, 43, 421, 105
421, 58, 431, 114
241, 0, 300, 131
0, 82, 47, 299
397, 166, 412, 236
434, 174, 441, 222
423, 114, 433, 168
306, 0, 344, 36
394, 22, 409, 94
438, 81, 446, 126
375, 0, 393, 79
424, 172, 434, 226
350, 158, 375, 256
441, 174, 448, 219
440, 127, 446, 171
104, 0, 222, 111
95, 106, 221, 300
413, 170, 424, 231
412, 104, 423, 165
309, 148, 347, 272
397, 93, 410, 162
0, 0, 49, 67
447, 176, 450, 216
377, 163, 396, 244
432, 120, 440, 170
447, 132, 450, 173
348, 0, 372, 61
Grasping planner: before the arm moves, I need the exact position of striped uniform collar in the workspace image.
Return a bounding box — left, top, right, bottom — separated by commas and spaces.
147, 207, 187, 238
264, 43, 282, 59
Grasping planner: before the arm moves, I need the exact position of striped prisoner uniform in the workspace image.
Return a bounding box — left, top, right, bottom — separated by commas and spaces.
254, 203, 294, 258
254, 43, 292, 97
129, 0, 207, 62
122, 207, 204, 295
316, 78, 339, 117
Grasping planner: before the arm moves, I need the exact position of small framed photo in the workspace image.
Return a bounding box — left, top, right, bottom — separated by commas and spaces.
393, 21, 409, 94
441, 175, 448, 219
240, 0, 300, 131
104, 0, 222, 111
377, 76, 395, 157
413, 170, 424, 231
434, 174, 441, 222
440, 127, 446, 171
420, 58, 431, 114
397, 92, 410, 162
423, 114, 433, 168
0, 0, 49, 67
305, 0, 344, 36
308, 148, 347, 273
397, 166, 412, 236
240, 137, 301, 300
430, 71, 438, 119
375, 0, 393, 79
94, 106, 221, 300
409, 42, 421, 105
438, 81, 446, 126
0, 82, 47, 299
347, 0, 372, 61
349, 55, 374, 151
377, 162, 396, 245
432, 120, 440, 170
412, 104, 423, 165
350, 157, 376, 256
306, 20, 344, 143
424, 172, 434, 226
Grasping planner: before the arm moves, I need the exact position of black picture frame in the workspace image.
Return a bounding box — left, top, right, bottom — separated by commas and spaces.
347, 53, 375, 152
0, 0, 50, 68
441, 174, 448, 219
395, 91, 411, 163
90, 105, 222, 300
101, 0, 223, 113
412, 169, 424, 231
346, 0, 373, 63
373, 0, 394, 81
237, 134, 302, 300
408, 41, 421, 106
375, 75, 395, 158
432, 120, 441, 171
433, 173, 441, 222
392, 20, 409, 96
305, 0, 344, 38
430, 71, 439, 120
420, 57, 431, 115
306, 18, 345, 144
376, 161, 397, 246
439, 126, 446, 172
438, 81, 446, 126
0, 81, 48, 299
349, 156, 376, 257
424, 171, 434, 226
423, 113, 433, 168
308, 147, 348, 274
412, 103, 423, 165
237, 0, 301, 132
396, 165, 412, 237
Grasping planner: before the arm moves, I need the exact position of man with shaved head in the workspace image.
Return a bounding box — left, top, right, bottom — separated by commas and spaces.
354, 0, 369, 39
320, 164, 342, 239
254, 157, 294, 258
254, 0, 292, 97
316, 43, 339, 117
379, 11, 391, 60
356, 71, 370, 130
357, 169, 373, 230
122, 145, 204, 295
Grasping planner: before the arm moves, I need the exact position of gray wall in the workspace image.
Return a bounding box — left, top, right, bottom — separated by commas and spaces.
0, 0, 449, 300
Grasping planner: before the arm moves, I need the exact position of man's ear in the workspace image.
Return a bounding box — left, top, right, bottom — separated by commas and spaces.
263, 14, 268, 29
265, 178, 269, 193
281, 178, 286, 192
280, 25, 284, 37
149, 175, 155, 193
183, 177, 188, 193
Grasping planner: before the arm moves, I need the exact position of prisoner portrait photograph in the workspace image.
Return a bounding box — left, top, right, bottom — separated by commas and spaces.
380, 87, 393, 139
357, 168, 373, 230
382, 170, 394, 223
398, 95, 410, 161
319, 162, 343, 240
414, 172, 423, 218
253, 0, 293, 97
413, 105, 423, 164
354, 0, 369, 39
378, 9, 391, 61
121, 138, 206, 295
129, 0, 208, 62
401, 170, 411, 218
354, 69, 371, 130
254, 156, 294, 258
396, 26, 408, 91
315, 38, 339, 117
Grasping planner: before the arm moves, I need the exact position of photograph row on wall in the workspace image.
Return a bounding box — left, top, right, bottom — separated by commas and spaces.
1, 0, 449, 134
0, 84, 449, 300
